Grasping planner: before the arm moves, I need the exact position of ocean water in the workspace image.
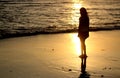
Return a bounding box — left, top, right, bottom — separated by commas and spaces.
0, 0, 120, 32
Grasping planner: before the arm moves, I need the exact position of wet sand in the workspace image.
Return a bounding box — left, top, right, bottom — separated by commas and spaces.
0, 30, 120, 78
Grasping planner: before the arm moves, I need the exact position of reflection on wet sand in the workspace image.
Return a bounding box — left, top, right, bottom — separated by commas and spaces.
79, 57, 90, 78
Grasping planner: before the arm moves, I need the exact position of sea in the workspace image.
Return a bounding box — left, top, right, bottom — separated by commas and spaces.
0, 0, 120, 33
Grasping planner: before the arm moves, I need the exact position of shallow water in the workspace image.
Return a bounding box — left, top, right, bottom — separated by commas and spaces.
0, 0, 120, 31
0, 31, 120, 78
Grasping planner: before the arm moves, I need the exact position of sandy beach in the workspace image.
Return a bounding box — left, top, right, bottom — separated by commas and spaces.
0, 30, 120, 78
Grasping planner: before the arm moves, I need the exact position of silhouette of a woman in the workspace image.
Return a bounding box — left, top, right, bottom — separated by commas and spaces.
78, 7, 89, 57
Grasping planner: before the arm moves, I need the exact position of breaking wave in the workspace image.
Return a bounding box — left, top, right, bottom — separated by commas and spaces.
0, 26, 120, 39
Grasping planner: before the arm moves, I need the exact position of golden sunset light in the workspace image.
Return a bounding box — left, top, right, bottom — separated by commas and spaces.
0, 0, 120, 78
73, 3, 82, 10
70, 2, 83, 26
70, 34, 81, 56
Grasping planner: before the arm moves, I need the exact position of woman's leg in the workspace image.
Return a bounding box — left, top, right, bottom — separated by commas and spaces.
80, 39, 82, 55
81, 39, 86, 55
80, 38, 84, 55
83, 39, 86, 55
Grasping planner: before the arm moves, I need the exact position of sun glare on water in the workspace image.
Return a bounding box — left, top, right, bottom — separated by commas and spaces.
71, 2, 82, 56
70, 2, 83, 26
70, 34, 81, 56
73, 3, 82, 9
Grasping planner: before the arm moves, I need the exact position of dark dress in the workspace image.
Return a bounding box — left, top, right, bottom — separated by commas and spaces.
78, 16, 89, 40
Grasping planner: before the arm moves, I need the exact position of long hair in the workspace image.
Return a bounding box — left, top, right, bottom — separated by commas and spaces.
80, 7, 88, 17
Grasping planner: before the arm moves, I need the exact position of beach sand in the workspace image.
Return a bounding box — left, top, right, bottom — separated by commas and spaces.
0, 30, 120, 78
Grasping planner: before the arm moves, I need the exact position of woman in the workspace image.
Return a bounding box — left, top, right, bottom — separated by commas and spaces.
78, 7, 89, 57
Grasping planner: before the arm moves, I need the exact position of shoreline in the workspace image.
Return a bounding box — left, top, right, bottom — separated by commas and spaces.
0, 31, 120, 78
0, 26, 120, 39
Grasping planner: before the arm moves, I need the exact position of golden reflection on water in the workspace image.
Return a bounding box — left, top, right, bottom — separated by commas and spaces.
70, 0, 83, 26
73, 3, 82, 9
70, 33, 81, 56
69, 1, 82, 55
